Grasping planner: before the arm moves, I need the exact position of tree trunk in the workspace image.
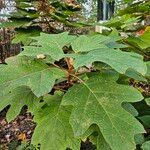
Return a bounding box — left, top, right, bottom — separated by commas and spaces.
97, 0, 103, 21
108, 0, 115, 19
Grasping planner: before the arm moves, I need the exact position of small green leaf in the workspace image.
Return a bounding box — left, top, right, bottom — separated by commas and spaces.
134, 134, 145, 145
0, 20, 29, 28
139, 115, 150, 128
12, 28, 41, 45
141, 141, 150, 150
122, 102, 139, 117
145, 98, 150, 106
125, 69, 147, 82
137, 27, 150, 50
127, 27, 150, 51
146, 61, 150, 77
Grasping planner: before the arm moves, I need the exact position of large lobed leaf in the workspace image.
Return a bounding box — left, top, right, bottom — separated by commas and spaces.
0, 86, 41, 122
0, 56, 65, 97
20, 32, 76, 60
70, 48, 147, 75
20, 32, 147, 76
62, 73, 144, 150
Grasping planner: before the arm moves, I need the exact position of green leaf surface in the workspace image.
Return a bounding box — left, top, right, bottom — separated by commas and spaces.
141, 141, 150, 150
71, 48, 147, 75
71, 34, 108, 52
0, 20, 29, 28
33, 32, 76, 47
12, 28, 41, 45
94, 63, 147, 81
122, 102, 139, 117
91, 131, 111, 150
83, 125, 111, 150
32, 93, 80, 150
62, 74, 144, 150
20, 32, 146, 76
125, 69, 147, 82
127, 27, 150, 51
134, 134, 145, 145
0, 86, 40, 122
139, 115, 150, 128
0, 56, 65, 97
20, 32, 76, 60
146, 61, 150, 77
145, 98, 150, 106
71, 32, 124, 53
139, 27, 150, 49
